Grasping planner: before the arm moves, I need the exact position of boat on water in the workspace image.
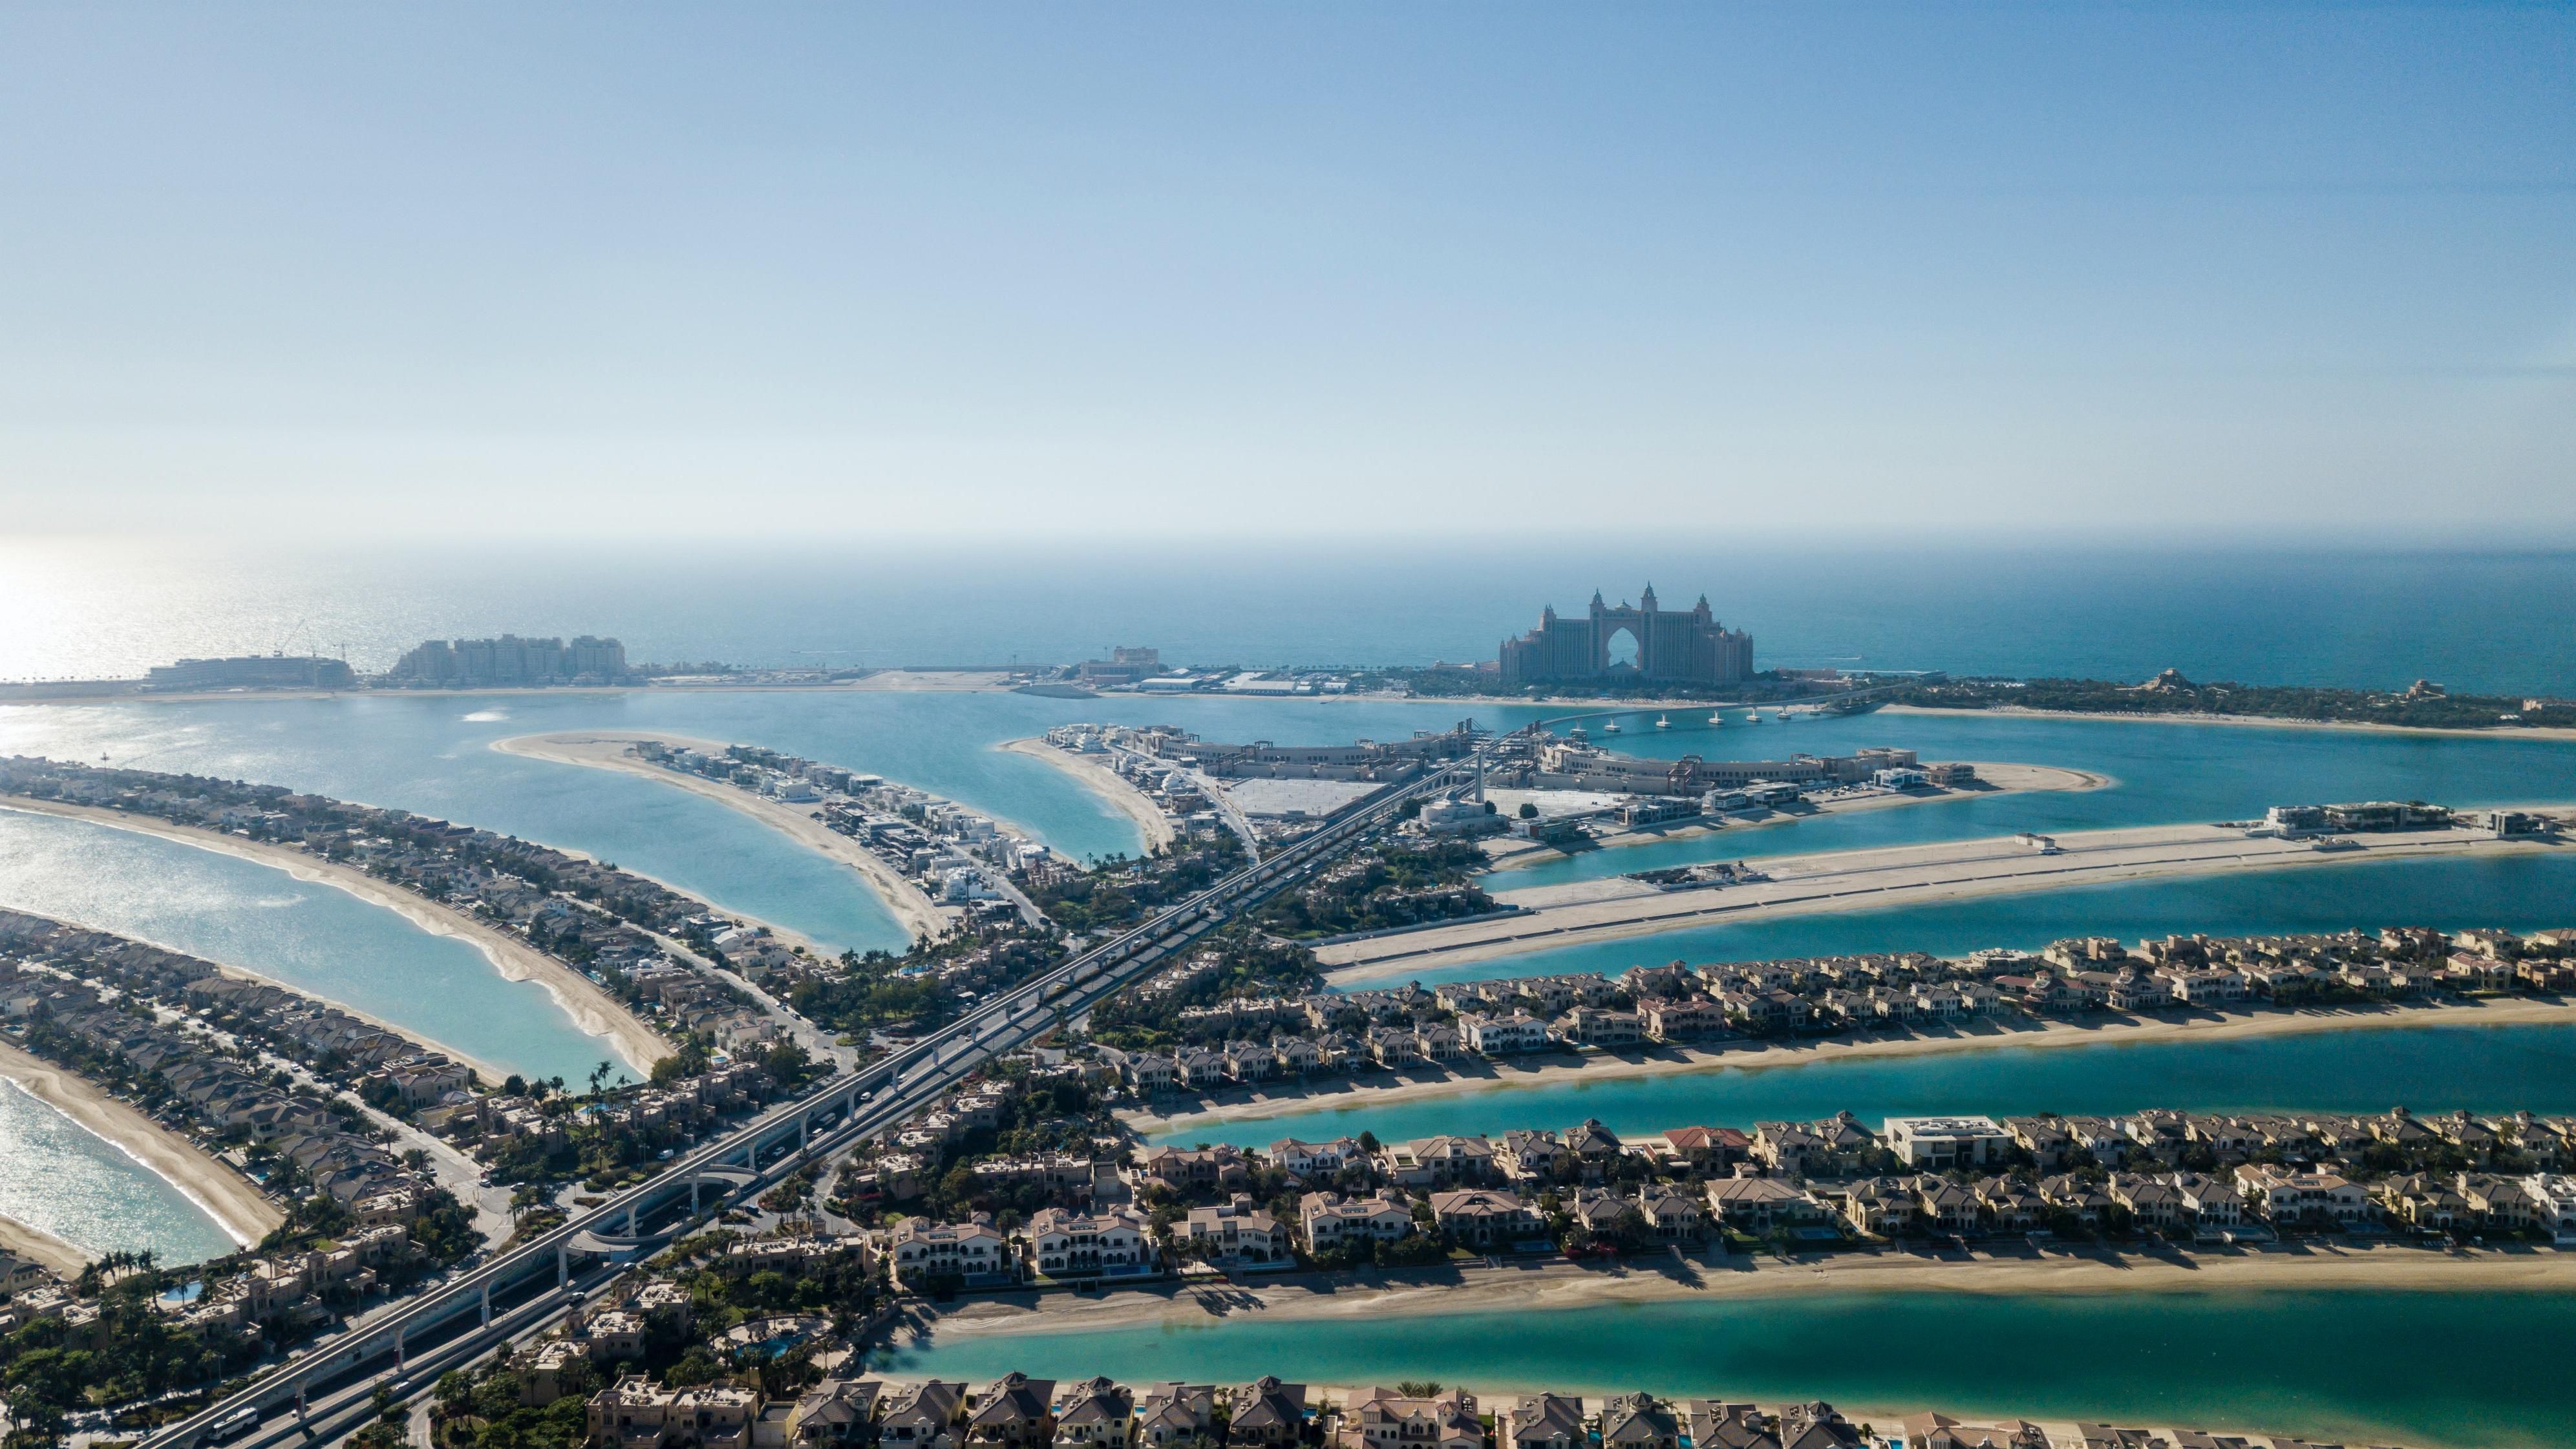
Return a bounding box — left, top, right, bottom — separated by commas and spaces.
1654, 715, 1671, 730
1707, 711, 1727, 725
1743, 710, 1761, 723
1604, 719, 1623, 734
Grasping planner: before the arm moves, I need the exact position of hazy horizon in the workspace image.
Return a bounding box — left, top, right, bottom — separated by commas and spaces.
3, 5, 2571, 545
7, 540, 2575, 695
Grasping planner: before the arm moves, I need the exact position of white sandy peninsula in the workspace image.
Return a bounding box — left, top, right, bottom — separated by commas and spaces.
492, 731, 950, 942
999, 737, 1178, 852
1323, 811, 2573, 978
918, 1238, 2576, 1349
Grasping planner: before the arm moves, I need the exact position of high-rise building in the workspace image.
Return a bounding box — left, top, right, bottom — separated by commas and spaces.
568, 635, 627, 678
387, 634, 628, 686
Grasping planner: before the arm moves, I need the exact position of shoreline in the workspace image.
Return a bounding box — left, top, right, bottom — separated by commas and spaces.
1122, 995, 2576, 1136
16, 683, 2576, 744
6, 894, 515, 1083
998, 738, 1178, 853
899, 1241, 2576, 1449
0, 1189, 96, 1279
1880, 700, 2576, 745
0, 1036, 284, 1262
1320, 816, 2571, 978
914, 1240, 2576, 1349
0, 796, 672, 1073
491, 732, 948, 943
1483, 761, 2111, 873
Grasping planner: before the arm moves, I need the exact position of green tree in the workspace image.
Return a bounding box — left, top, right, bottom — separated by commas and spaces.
434, 1369, 475, 1416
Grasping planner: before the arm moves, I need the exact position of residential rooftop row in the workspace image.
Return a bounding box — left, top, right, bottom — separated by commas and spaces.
0, 756, 804, 1095
1098, 925, 2576, 1094
565, 1366, 2412, 1449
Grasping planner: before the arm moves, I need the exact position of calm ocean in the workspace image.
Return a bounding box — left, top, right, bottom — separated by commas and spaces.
5, 542, 2574, 693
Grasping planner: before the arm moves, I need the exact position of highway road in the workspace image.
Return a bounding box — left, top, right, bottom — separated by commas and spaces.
142, 724, 1516, 1449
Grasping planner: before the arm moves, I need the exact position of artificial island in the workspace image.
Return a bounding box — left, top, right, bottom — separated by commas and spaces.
2, 589, 2573, 1449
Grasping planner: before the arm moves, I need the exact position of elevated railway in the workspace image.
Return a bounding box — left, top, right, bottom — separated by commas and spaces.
145, 726, 1518, 1449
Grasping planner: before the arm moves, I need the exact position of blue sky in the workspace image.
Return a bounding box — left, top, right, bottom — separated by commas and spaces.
1, 4, 2570, 542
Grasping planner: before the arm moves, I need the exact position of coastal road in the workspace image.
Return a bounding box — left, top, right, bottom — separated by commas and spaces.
140, 728, 1512, 1449
1090, 737, 1262, 863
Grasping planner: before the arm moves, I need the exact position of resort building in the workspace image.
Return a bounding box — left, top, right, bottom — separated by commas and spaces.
1498, 587, 1753, 688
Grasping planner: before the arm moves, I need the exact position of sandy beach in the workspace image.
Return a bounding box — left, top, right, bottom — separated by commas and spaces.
1484, 761, 2109, 872
901, 1243, 2576, 1447
884, 1243, 2556, 1449
0, 1036, 284, 1261
999, 737, 1178, 852
2, 896, 513, 1083
0, 796, 672, 1071
1321, 813, 2571, 978
919, 1238, 2576, 1347
1882, 701, 2576, 745
14, 681, 2576, 750
0, 1198, 97, 1279
493, 731, 951, 942
1124, 994, 2576, 1136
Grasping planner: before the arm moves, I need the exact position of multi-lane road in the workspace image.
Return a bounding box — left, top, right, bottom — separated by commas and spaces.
143, 726, 1509, 1449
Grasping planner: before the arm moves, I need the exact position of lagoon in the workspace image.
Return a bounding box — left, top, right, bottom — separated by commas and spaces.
0, 806, 632, 1084
1147, 1019, 2576, 1148
1496, 707, 2576, 889
0, 1079, 240, 1267
879, 1288, 2576, 1449
1394, 850, 2576, 989
9, 694, 2574, 963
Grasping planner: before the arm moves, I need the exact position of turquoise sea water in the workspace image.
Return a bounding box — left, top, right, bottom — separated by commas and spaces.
3, 677, 2576, 1416
1150, 1019, 2576, 1148
880, 1288, 2576, 1449
0, 807, 635, 1084
8, 692, 2575, 962
1494, 707, 2576, 889
1400, 851, 2576, 989
0, 1078, 242, 1266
